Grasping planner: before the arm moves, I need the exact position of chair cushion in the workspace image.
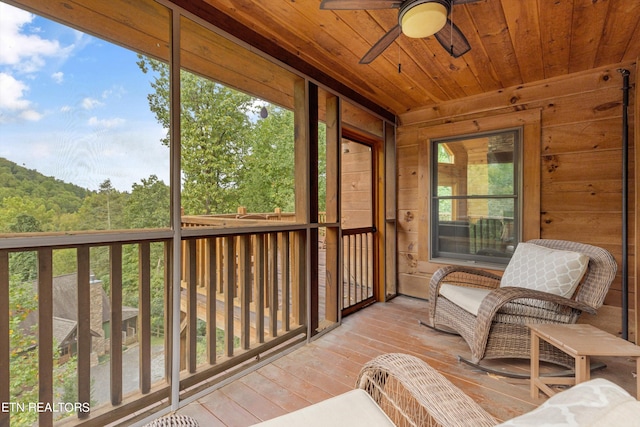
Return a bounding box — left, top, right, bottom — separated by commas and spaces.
250, 389, 395, 426
496, 378, 637, 427
500, 242, 589, 298
439, 284, 492, 316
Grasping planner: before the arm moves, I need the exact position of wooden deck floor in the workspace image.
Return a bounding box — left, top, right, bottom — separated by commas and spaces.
175, 296, 639, 426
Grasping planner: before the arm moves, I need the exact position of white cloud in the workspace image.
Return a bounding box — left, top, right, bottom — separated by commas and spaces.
19, 109, 42, 121
0, 72, 30, 110
51, 71, 64, 83
88, 116, 125, 128
0, 3, 65, 72
102, 85, 126, 100
82, 97, 104, 110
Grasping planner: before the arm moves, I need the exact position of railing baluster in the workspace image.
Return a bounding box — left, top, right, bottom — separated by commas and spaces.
216, 239, 224, 294
223, 236, 235, 357
180, 240, 187, 286
186, 239, 197, 373
0, 250, 9, 427
291, 231, 306, 326
110, 243, 123, 405
268, 233, 278, 337
206, 238, 217, 364
164, 241, 173, 383
347, 236, 352, 306
365, 233, 370, 298
254, 234, 265, 343
358, 233, 363, 303
239, 235, 251, 349
198, 238, 206, 288
77, 246, 92, 418
281, 232, 290, 331
139, 242, 151, 393
38, 248, 54, 427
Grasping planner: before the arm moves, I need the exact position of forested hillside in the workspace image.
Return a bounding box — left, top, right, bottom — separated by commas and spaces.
0, 157, 170, 234
0, 157, 90, 232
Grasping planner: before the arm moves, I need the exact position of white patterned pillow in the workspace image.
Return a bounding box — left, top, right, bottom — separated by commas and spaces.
496, 378, 637, 427
500, 242, 588, 298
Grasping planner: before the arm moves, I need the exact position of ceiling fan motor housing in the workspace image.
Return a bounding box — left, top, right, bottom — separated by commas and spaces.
399, 0, 451, 38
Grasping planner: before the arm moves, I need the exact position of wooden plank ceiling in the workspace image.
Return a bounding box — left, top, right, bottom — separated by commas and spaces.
193, 0, 640, 117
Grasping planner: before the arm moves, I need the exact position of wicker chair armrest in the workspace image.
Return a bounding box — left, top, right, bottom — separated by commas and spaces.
356, 353, 497, 427
430, 265, 502, 290
427, 265, 502, 326
479, 287, 597, 318
472, 287, 596, 361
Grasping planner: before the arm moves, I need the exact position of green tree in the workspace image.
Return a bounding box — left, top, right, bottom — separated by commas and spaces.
124, 175, 170, 229
238, 107, 295, 212
6, 213, 42, 283
0, 157, 87, 219
0, 196, 54, 233
75, 180, 127, 230
139, 57, 255, 215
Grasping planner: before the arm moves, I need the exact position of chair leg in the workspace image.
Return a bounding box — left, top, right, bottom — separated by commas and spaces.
418, 319, 460, 335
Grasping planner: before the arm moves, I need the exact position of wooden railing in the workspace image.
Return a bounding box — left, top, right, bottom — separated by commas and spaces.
177, 230, 307, 394
0, 221, 308, 426
0, 236, 174, 427
342, 228, 375, 312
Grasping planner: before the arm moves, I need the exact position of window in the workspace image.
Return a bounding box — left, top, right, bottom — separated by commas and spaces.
430, 128, 521, 264
177, 16, 298, 226
0, 2, 171, 233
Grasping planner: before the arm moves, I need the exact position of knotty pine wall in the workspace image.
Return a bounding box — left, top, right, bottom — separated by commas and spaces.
396, 61, 637, 317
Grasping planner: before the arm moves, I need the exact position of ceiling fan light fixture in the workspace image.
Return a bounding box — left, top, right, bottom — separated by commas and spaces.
400, 0, 449, 39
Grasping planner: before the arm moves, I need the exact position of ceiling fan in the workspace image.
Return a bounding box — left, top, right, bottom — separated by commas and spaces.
319, 0, 481, 64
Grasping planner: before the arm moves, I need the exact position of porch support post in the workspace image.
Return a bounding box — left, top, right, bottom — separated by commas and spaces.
325, 94, 341, 323
634, 59, 640, 344
170, 8, 183, 411
383, 121, 398, 300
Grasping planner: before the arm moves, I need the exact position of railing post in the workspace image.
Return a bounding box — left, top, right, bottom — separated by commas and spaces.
139, 242, 152, 393
281, 232, 291, 331
186, 239, 197, 373
206, 238, 217, 364
38, 248, 54, 427
254, 234, 265, 344
0, 251, 9, 427
223, 236, 236, 357
268, 233, 278, 337
77, 246, 92, 419
239, 235, 251, 349
110, 244, 123, 406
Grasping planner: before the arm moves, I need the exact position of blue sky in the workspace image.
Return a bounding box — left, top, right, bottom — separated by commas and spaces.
0, 2, 169, 192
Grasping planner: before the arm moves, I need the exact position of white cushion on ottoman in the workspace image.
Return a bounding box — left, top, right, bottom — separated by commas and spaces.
497, 378, 638, 427
251, 389, 395, 427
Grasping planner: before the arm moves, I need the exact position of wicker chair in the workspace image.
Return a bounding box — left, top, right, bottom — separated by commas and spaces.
426, 239, 617, 369
356, 353, 497, 427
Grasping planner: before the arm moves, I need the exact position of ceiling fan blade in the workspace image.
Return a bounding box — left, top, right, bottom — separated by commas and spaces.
359, 24, 402, 64
320, 0, 402, 10
434, 20, 471, 58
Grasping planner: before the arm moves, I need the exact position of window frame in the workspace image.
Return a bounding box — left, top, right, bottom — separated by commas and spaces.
429, 127, 523, 265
